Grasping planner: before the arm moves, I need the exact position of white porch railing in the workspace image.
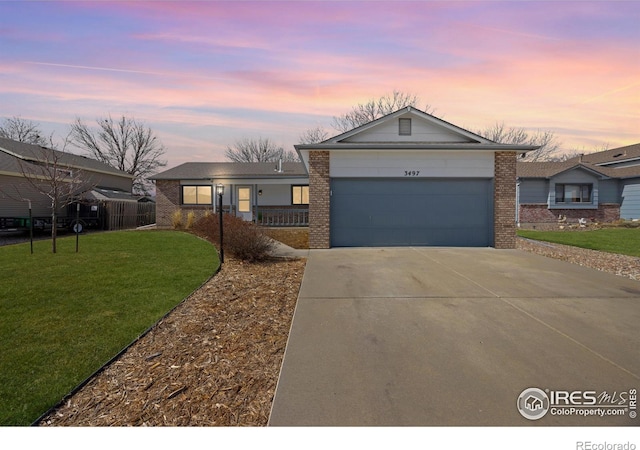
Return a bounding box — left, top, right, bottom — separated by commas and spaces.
257, 208, 309, 227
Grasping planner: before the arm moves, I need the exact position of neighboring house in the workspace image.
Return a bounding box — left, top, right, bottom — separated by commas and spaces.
0, 136, 147, 232
150, 161, 310, 227
517, 143, 640, 228
153, 107, 535, 248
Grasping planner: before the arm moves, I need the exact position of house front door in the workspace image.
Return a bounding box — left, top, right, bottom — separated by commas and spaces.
236, 186, 253, 221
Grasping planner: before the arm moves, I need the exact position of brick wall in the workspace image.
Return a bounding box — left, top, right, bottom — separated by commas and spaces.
155, 180, 214, 228
494, 152, 517, 249
308, 151, 330, 248
519, 203, 620, 228
155, 180, 180, 228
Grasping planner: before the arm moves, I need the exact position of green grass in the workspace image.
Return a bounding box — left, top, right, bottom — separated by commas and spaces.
517, 228, 640, 257
0, 230, 218, 425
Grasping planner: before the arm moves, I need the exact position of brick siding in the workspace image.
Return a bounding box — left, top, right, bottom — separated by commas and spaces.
155, 180, 214, 228
155, 180, 180, 228
519, 203, 620, 229
494, 152, 517, 249
308, 151, 331, 248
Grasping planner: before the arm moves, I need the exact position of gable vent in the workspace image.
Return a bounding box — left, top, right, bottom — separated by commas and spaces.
399, 118, 412, 136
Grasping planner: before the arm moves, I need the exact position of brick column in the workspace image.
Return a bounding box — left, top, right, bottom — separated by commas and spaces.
308, 151, 330, 249
494, 152, 517, 249
155, 180, 180, 228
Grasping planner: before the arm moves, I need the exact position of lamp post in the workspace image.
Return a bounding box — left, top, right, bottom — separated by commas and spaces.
215, 183, 224, 264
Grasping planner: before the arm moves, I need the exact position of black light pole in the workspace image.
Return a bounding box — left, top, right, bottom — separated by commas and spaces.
26, 199, 33, 254
72, 202, 79, 253
216, 183, 224, 264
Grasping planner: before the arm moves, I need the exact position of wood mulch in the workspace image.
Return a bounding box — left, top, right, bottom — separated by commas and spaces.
263, 227, 309, 250
38, 257, 306, 426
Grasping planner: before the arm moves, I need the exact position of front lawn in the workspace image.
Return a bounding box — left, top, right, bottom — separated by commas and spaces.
517, 228, 640, 257
0, 230, 218, 425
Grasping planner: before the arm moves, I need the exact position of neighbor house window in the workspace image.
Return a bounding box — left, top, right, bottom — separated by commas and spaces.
292, 185, 309, 205
399, 118, 412, 136
182, 185, 212, 205
555, 184, 592, 203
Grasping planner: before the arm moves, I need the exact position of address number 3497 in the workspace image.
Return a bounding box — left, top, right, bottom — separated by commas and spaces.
404, 170, 420, 176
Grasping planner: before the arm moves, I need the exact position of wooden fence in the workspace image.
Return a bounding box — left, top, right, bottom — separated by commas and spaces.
104, 201, 156, 230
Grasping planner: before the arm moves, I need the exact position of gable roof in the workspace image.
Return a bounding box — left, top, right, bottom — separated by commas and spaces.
518, 161, 640, 180
0, 136, 133, 179
324, 106, 494, 144
565, 143, 640, 166
150, 161, 308, 180
518, 143, 640, 180
516, 161, 613, 179
296, 106, 539, 153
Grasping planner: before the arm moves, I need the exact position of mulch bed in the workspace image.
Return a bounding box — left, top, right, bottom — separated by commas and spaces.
38, 257, 306, 426
263, 228, 309, 249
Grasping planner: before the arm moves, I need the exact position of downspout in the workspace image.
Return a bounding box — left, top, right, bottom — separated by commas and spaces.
516, 178, 520, 226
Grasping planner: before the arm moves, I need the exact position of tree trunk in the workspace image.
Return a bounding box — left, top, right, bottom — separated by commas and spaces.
51, 209, 57, 254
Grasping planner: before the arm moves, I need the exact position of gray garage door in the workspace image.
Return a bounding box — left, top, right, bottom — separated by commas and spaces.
330, 178, 494, 247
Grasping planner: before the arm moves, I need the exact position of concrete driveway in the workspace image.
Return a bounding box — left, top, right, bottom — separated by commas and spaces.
268, 248, 640, 426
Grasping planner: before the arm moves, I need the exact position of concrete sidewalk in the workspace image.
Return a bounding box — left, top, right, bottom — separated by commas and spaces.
269, 247, 640, 426
268, 239, 309, 260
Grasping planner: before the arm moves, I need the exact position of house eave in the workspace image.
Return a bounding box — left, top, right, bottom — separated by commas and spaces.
151, 174, 309, 181
295, 143, 538, 153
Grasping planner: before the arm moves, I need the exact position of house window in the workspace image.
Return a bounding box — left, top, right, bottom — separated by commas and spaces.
555, 184, 592, 203
182, 185, 212, 205
237, 187, 251, 213
399, 118, 412, 136
292, 185, 309, 205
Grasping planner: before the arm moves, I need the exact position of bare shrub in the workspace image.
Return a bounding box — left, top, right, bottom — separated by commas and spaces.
186, 211, 196, 230
171, 210, 183, 229
192, 214, 275, 262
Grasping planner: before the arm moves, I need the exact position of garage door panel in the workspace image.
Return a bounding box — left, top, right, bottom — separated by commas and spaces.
331, 178, 493, 247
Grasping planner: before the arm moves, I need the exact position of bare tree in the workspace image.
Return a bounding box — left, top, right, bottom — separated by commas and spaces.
479, 122, 561, 162
331, 90, 435, 133
0, 116, 48, 146
298, 125, 329, 145
7, 137, 96, 253
69, 115, 166, 195
555, 143, 610, 162
225, 137, 299, 162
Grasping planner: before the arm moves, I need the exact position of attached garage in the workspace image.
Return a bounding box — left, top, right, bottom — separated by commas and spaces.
331, 178, 493, 247
295, 106, 537, 249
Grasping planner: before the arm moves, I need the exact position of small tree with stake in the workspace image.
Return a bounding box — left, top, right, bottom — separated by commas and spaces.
10, 137, 95, 253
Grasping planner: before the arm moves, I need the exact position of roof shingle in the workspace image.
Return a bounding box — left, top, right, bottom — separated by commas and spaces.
150, 162, 308, 180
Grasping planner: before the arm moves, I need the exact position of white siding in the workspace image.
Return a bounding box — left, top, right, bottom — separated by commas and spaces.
621, 179, 640, 220
257, 184, 294, 206
343, 114, 474, 143
180, 178, 307, 207
331, 151, 494, 178
518, 179, 548, 203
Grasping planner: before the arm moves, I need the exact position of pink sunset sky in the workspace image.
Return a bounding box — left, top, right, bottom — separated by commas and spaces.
1, 0, 638, 168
